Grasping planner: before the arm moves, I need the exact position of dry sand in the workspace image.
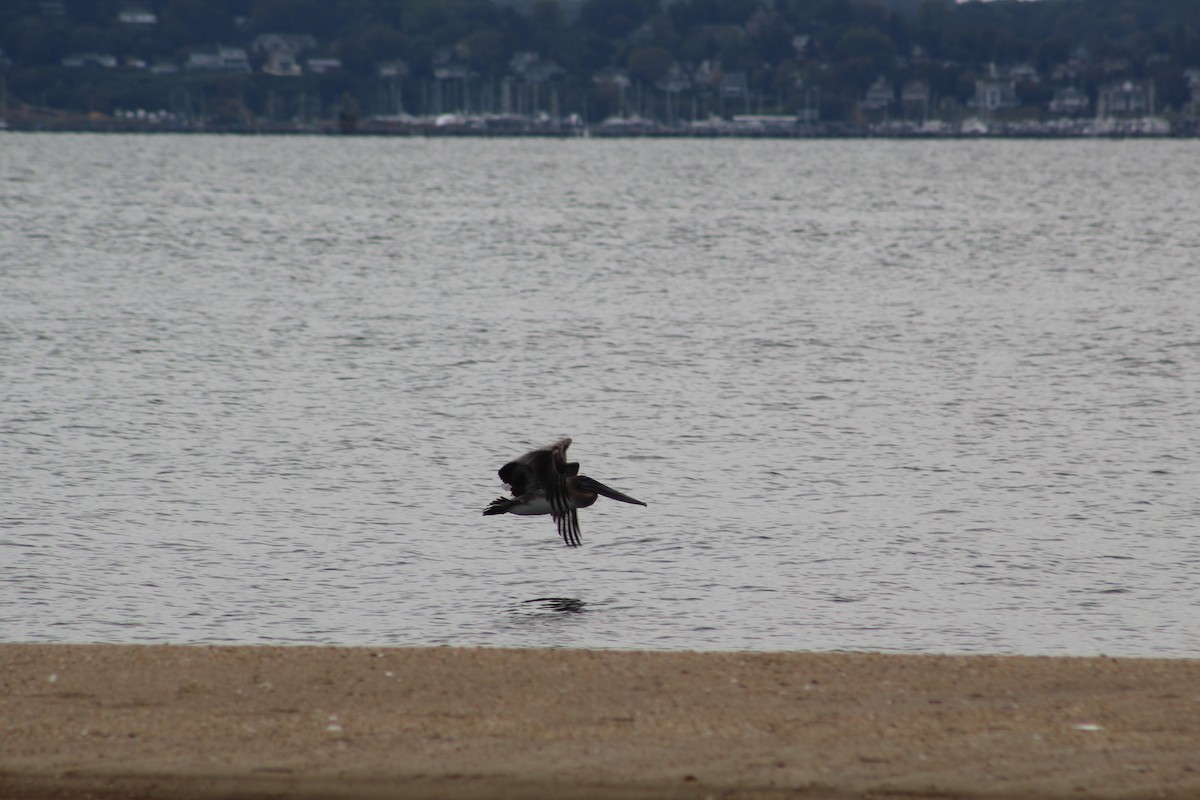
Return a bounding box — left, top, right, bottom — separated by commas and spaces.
1, 644, 1198, 799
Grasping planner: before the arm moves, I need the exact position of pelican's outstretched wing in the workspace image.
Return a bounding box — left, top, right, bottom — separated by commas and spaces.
556, 506, 582, 548
497, 460, 536, 497
498, 438, 569, 496
501, 439, 579, 546
496, 438, 569, 503
531, 438, 572, 523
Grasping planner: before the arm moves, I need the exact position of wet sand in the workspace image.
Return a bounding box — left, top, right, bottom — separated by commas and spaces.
1, 644, 1198, 799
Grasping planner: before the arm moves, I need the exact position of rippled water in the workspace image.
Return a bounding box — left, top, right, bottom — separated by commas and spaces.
2, 133, 1198, 656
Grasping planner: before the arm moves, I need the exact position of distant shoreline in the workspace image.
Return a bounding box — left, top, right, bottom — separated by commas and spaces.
5, 126, 1196, 139
5, 117, 1198, 140
3, 643, 1199, 799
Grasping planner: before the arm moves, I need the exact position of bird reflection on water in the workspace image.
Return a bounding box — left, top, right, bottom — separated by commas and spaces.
522, 597, 588, 614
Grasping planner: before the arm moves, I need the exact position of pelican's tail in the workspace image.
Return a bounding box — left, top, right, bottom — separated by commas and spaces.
483, 497, 517, 515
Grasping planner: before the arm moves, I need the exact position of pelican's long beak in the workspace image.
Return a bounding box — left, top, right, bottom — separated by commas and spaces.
578, 476, 647, 506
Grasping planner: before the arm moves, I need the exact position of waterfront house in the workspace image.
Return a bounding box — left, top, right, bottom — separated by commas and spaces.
186, 46, 251, 73
593, 67, 631, 88
432, 48, 472, 81
307, 58, 342, 75
510, 53, 564, 84
970, 78, 1017, 111
791, 35, 811, 60
1096, 80, 1154, 117
1008, 63, 1039, 84
117, 7, 157, 25
1184, 71, 1200, 119
253, 33, 315, 76
656, 63, 691, 94
1048, 86, 1089, 115
901, 79, 931, 120
377, 60, 408, 79
720, 71, 749, 99
252, 34, 316, 58
62, 53, 118, 69
861, 76, 894, 111
263, 51, 301, 77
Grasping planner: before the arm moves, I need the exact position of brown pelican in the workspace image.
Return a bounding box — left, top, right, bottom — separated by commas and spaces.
483, 438, 647, 547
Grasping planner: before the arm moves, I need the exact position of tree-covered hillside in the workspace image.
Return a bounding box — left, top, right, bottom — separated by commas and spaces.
2, 0, 1197, 130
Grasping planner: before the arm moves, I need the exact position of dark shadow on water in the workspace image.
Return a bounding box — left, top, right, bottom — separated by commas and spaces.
522, 597, 587, 613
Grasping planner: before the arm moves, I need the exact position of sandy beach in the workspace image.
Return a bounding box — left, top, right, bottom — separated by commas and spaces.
1, 644, 1198, 799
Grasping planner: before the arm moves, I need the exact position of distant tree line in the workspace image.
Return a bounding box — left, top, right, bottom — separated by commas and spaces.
2, 0, 1198, 126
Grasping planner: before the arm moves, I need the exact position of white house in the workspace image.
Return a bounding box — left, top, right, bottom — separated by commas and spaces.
263, 51, 301, 76
62, 53, 118, 68
308, 58, 342, 75
1048, 86, 1089, 115
861, 76, 894, 110
1096, 80, 1154, 117
901, 79, 931, 120
117, 8, 157, 25
970, 79, 1017, 111
186, 46, 251, 73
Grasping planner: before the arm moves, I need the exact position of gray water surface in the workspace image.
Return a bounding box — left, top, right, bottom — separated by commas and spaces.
2, 133, 1198, 655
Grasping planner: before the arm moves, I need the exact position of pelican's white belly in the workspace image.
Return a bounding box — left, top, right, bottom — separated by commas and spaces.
509, 497, 553, 516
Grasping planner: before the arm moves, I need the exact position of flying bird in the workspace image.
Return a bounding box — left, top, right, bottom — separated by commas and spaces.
483, 438, 646, 547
